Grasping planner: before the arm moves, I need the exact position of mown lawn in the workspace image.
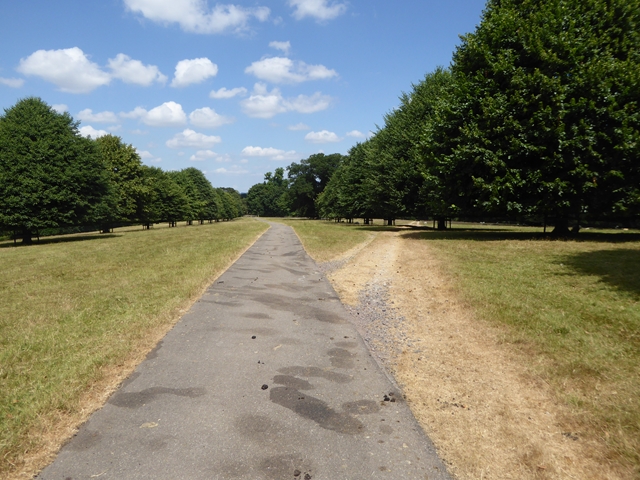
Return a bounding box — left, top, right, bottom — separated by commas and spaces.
415, 228, 640, 470
0, 218, 268, 477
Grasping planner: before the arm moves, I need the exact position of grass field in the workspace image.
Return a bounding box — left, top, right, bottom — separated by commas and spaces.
275, 218, 395, 262
0, 218, 268, 477
284, 220, 640, 474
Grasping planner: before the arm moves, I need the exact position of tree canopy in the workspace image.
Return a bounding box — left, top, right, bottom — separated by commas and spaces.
0, 97, 110, 243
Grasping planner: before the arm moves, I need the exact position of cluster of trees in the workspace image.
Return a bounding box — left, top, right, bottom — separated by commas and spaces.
0, 97, 245, 244
246, 153, 344, 217
315, 0, 640, 233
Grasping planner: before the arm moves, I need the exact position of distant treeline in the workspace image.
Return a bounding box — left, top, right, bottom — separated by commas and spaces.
250, 0, 640, 233
0, 97, 245, 244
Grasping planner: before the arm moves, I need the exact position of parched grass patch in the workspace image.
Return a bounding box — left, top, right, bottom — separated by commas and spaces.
0, 218, 268, 477
274, 219, 376, 263
407, 228, 640, 472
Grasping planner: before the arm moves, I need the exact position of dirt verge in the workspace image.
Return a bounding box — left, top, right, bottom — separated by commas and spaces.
325, 230, 628, 480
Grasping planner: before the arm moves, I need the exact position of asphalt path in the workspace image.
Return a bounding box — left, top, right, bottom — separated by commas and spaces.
38, 222, 451, 480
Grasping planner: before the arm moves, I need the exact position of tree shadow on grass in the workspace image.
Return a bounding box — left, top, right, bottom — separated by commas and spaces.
400, 229, 640, 244
560, 249, 640, 298
0, 234, 120, 249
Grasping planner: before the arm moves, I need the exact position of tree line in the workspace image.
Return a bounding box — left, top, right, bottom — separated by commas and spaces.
251, 0, 640, 234
0, 97, 245, 244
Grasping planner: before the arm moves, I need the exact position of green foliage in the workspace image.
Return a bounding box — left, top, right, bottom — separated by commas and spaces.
429, 0, 640, 231
0, 97, 110, 243
96, 134, 151, 227
246, 167, 291, 217
285, 153, 344, 217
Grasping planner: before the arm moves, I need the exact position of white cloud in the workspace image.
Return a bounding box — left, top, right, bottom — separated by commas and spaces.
131, 129, 147, 134
17, 47, 111, 94
52, 104, 68, 113
288, 123, 310, 131
137, 149, 162, 162
78, 109, 119, 123
288, 92, 332, 113
122, 101, 187, 127
241, 83, 331, 118
269, 41, 291, 55
209, 86, 247, 99
288, 0, 347, 21
189, 149, 218, 161
166, 129, 221, 148
108, 53, 167, 86
171, 58, 218, 87
346, 130, 366, 138
305, 130, 341, 143
241, 146, 299, 161
80, 125, 109, 139
0, 77, 24, 88
215, 165, 250, 174
189, 107, 233, 128
124, 0, 270, 34
245, 56, 336, 84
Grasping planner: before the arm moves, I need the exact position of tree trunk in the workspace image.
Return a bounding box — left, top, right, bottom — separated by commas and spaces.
436, 217, 447, 230
21, 229, 33, 245
552, 216, 570, 235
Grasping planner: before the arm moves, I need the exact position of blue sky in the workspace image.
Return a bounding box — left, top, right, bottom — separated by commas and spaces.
0, 0, 487, 193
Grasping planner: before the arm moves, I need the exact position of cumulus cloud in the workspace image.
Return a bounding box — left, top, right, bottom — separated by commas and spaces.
124, 0, 270, 34
17, 47, 111, 94
241, 83, 331, 119
77, 109, 119, 123
209, 86, 247, 99
241, 146, 299, 161
189, 149, 218, 161
108, 53, 167, 86
245, 57, 336, 84
305, 130, 341, 143
166, 129, 221, 148
346, 130, 366, 138
121, 101, 187, 127
269, 41, 291, 55
137, 149, 162, 162
215, 165, 249, 174
288, 0, 347, 21
189, 107, 234, 128
171, 58, 218, 87
52, 104, 68, 113
0, 77, 24, 88
79, 125, 109, 139
288, 123, 310, 131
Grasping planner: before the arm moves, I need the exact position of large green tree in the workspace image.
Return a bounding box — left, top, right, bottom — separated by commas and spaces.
246, 168, 290, 217
0, 97, 110, 243
427, 0, 640, 232
96, 134, 151, 230
286, 153, 344, 217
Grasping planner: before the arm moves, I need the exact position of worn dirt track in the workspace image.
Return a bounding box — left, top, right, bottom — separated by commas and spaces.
326, 230, 628, 480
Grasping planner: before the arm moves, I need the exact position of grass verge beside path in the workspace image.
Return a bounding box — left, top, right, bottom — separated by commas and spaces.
286, 219, 640, 475
416, 229, 640, 472
274, 218, 381, 263
0, 218, 268, 478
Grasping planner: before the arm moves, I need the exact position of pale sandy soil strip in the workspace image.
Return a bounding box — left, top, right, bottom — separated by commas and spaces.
327, 231, 629, 480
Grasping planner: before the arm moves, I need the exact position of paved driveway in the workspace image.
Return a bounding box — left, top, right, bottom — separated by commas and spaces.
38, 222, 450, 480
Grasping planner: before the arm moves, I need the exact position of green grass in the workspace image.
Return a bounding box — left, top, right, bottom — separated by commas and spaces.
274, 218, 376, 262
411, 229, 640, 469
0, 218, 268, 475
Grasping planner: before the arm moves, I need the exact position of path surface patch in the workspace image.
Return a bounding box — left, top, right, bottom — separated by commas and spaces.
37, 223, 450, 480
